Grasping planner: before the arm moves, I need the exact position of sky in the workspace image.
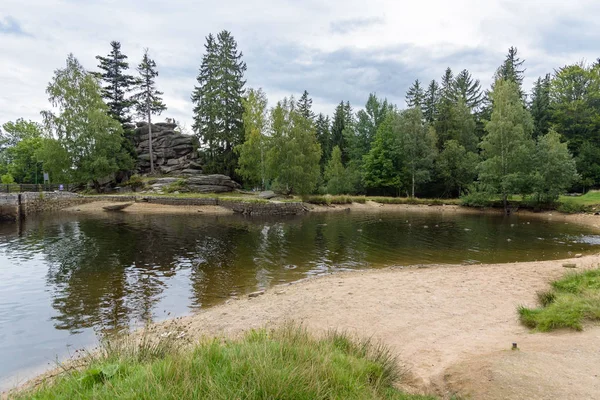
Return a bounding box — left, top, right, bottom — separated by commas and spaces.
1, 0, 599, 131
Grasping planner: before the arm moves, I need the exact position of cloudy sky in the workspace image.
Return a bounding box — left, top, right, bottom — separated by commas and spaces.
1, 0, 599, 130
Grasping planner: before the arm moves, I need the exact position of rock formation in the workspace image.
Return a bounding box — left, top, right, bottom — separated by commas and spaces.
133, 122, 203, 175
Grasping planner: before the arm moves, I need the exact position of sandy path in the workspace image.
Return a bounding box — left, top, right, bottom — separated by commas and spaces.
157, 255, 600, 399
63, 201, 233, 215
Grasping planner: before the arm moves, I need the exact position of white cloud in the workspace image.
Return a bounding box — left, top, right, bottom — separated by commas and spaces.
1, 0, 599, 128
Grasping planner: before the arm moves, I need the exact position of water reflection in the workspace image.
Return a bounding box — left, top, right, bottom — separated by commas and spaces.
1, 211, 599, 386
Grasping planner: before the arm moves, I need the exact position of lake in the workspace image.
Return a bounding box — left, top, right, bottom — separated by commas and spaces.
1, 210, 599, 388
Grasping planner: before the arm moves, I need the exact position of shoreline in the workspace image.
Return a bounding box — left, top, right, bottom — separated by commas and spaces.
8, 254, 600, 399
5, 205, 600, 399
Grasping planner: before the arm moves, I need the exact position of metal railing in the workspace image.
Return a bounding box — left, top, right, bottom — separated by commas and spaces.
0, 184, 73, 193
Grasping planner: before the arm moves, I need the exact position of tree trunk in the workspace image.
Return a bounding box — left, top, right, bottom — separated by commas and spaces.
148, 111, 154, 175
503, 193, 509, 215
411, 172, 415, 198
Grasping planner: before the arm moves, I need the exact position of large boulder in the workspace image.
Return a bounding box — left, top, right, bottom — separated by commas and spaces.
133, 122, 201, 175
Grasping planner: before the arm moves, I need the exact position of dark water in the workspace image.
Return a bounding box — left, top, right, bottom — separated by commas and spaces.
1, 211, 599, 388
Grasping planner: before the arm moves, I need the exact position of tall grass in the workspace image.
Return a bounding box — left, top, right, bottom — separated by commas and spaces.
518, 268, 600, 331
16, 325, 434, 400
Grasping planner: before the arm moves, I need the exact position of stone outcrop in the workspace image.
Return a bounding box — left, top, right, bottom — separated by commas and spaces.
145, 175, 241, 194
133, 122, 203, 175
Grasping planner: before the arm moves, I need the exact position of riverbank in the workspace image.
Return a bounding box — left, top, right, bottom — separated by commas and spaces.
147, 254, 600, 399
12, 254, 600, 399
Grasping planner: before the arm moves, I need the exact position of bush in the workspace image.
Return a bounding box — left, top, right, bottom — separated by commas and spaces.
459, 192, 495, 208
1, 173, 15, 184
123, 175, 145, 192
17, 325, 433, 400
164, 179, 187, 193
556, 201, 591, 214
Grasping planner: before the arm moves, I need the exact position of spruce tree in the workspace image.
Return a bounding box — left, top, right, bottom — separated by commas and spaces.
405, 79, 425, 108
331, 101, 349, 164
435, 67, 456, 146
423, 80, 440, 123
530, 74, 552, 138
453, 69, 483, 110
131, 49, 167, 174
493, 47, 526, 98
297, 90, 315, 121
315, 113, 331, 170
94, 41, 136, 126
192, 31, 246, 177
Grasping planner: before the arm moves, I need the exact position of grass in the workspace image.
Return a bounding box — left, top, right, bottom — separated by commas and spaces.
16, 325, 434, 400
518, 268, 600, 332
368, 197, 459, 206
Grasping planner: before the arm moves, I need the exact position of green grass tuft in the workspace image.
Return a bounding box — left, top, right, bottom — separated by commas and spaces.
518, 268, 600, 332
16, 325, 435, 400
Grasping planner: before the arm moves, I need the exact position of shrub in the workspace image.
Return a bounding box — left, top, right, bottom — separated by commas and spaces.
124, 175, 145, 192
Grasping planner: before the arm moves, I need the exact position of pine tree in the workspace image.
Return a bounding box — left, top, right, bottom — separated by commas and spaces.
453, 69, 483, 110
297, 90, 315, 121
530, 74, 552, 138
131, 49, 167, 174
94, 41, 136, 126
435, 68, 456, 146
331, 102, 349, 163
192, 30, 247, 177
315, 113, 331, 170
406, 79, 425, 108
423, 80, 440, 123
493, 47, 526, 98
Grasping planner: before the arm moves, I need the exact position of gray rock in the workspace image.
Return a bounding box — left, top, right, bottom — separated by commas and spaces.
181, 169, 204, 175
259, 191, 276, 199
248, 290, 265, 298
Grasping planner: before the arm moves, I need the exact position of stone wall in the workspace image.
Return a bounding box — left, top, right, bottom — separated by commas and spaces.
20, 192, 94, 217
0, 194, 19, 221
220, 200, 308, 216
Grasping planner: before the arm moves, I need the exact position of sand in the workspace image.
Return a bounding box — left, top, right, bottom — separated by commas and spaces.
63, 201, 233, 215
151, 255, 600, 399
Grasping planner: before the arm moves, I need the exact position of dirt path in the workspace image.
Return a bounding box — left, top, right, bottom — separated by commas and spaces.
156, 255, 600, 399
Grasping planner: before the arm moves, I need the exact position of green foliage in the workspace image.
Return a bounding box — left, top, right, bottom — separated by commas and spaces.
236, 88, 269, 188
0, 119, 44, 183
17, 326, 432, 400
363, 112, 402, 195
478, 79, 534, 209
330, 101, 353, 164
423, 80, 440, 123
124, 174, 145, 192
296, 90, 315, 121
398, 108, 437, 197
38, 54, 134, 189
453, 69, 483, 110
94, 41, 137, 126
1, 173, 15, 184
530, 129, 578, 203
325, 146, 352, 194
405, 79, 424, 108
267, 98, 321, 195
192, 31, 247, 177
437, 140, 478, 197
459, 191, 496, 208
518, 269, 600, 332
529, 74, 552, 138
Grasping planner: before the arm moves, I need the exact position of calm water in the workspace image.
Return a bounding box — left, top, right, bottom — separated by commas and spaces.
1, 211, 599, 387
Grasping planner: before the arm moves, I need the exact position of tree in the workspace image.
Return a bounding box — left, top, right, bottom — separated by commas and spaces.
235, 88, 269, 188
315, 113, 331, 171
478, 79, 534, 212
192, 30, 247, 177
331, 101, 351, 164
405, 79, 425, 108
530, 74, 552, 138
437, 140, 478, 197
398, 108, 437, 197
362, 111, 402, 195
448, 98, 478, 152
131, 48, 167, 174
453, 69, 483, 110
39, 54, 133, 189
267, 98, 321, 195
325, 146, 351, 194
435, 68, 456, 146
94, 41, 136, 126
493, 46, 526, 98
0, 119, 44, 183
423, 80, 440, 123
531, 129, 578, 203
297, 90, 315, 121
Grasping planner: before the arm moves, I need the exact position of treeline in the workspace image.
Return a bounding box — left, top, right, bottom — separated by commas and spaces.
0, 32, 597, 204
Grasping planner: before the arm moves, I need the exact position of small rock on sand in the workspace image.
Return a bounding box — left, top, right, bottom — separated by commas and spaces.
562, 263, 577, 268
575, 254, 583, 258
248, 290, 265, 298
